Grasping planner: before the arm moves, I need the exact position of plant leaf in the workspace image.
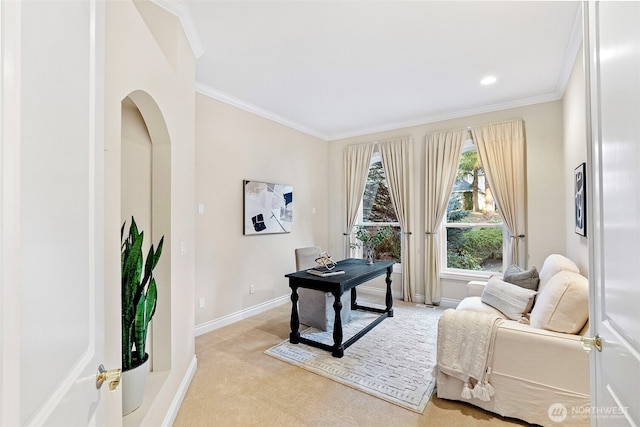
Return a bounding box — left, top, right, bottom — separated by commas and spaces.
134, 292, 147, 361
151, 236, 164, 270
121, 216, 162, 370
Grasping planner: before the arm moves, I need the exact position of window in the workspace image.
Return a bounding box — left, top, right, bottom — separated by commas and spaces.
441, 142, 504, 276
353, 153, 402, 263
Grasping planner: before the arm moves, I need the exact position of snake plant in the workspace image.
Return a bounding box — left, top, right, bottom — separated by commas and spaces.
121, 217, 164, 371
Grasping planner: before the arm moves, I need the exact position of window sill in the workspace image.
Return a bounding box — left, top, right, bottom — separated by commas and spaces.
440, 270, 496, 282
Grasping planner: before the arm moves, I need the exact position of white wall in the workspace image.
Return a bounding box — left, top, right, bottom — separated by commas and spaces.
105, 1, 196, 425
121, 98, 152, 235
327, 101, 567, 303
563, 44, 590, 275
194, 94, 329, 329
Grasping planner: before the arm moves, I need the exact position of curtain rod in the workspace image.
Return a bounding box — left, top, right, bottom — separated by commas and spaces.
343, 136, 412, 150
430, 119, 524, 136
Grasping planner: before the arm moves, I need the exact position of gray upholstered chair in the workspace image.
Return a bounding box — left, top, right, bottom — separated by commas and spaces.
295, 247, 352, 331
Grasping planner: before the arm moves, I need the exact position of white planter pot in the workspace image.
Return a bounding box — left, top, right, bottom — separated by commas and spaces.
122, 354, 149, 416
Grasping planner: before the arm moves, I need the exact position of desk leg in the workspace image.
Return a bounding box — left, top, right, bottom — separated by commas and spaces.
332, 291, 344, 358
351, 287, 357, 309
289, 285, 300, 343
385, 266, 394, 317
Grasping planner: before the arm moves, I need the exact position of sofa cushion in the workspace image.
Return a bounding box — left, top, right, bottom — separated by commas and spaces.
538, 254, 580, 292
503, 264, 540, 291
456, 296, 506, 318
480, 276, 537, 320
530, 271, 588, 334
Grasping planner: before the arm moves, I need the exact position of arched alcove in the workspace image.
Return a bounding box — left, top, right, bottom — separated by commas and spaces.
121, 90, 172, 378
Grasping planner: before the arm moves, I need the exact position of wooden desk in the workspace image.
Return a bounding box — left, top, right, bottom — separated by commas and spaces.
285, 258, 394, 357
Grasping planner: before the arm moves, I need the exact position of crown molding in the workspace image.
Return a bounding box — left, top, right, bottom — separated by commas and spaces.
154, 1, 581, 142
152, 0, 204, 59
327, 92, 563, 141
554, 6, 584, 97
157, 1, 581, 142
195, 82, 331, 141
197, 80, 562, 142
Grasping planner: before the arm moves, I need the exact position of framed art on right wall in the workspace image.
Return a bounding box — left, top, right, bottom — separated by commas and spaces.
575, 162, 586, 236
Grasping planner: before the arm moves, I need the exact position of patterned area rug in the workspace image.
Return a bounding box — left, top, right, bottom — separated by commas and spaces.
265, 304, 443, 413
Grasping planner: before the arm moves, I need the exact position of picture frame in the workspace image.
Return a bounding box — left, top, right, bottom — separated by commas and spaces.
574, 163, 586, 236
243, 180, 293, 235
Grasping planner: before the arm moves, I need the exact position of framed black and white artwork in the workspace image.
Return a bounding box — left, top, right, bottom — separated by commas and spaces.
243, 180, 293, 235
574, 163, 586, 236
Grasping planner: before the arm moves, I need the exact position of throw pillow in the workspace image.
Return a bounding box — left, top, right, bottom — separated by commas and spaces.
503, 264, 540, 291
481, 276, 537, 320
530, 271, 588, 334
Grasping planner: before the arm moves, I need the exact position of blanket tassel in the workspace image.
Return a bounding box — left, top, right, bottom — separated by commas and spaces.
485, 381, 495, 397
461, 382, 472, 399
471, 381, 494, 402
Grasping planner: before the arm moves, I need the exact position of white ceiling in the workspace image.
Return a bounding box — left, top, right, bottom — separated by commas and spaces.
177, 1, 581, 140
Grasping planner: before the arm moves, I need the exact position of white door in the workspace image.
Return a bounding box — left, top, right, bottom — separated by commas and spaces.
586, 2, 640, 426
0, 1, 114, 425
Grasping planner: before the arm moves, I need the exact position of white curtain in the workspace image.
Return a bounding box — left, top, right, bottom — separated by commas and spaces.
471, 119, 526, 267
424, 129, 464, 305
379, 137, 414, 301
343, 143, 376, 257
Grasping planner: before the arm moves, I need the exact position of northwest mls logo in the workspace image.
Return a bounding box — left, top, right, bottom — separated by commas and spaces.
548, 403, 568, 423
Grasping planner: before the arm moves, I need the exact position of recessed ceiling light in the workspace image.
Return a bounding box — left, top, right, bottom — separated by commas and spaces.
480, 76, 497, 86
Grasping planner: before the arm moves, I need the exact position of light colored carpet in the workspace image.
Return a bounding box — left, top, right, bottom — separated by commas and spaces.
175, 299, 532, 426
265, 304, 443, 413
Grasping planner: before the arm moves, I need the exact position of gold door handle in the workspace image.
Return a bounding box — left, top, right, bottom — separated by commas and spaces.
96, 364, 121, 391
581, 334, 603, 352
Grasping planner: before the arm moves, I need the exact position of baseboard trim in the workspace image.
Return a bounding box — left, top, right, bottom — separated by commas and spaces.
192, 289, 448, 337
161, 355, 198, 427
356, 285, 403, 300
439, 298, 460, 308
195, 294, 290, 337
356, 287, 459, 307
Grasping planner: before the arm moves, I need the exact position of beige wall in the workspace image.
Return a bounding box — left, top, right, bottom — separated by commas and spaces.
194, 95, 328, 328
191, 55, 588, 313
121, 98, 152, 235
105, 1, 196, 425
193, 93, 586, 309
326, 101, 566, 303
563, 45, 590, 275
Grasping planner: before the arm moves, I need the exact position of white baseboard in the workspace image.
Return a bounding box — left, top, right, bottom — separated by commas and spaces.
195, 294, 290, 337
194, 288, 403, 337
439, 298, 460, 308
193, 289, 455, 338
357, 287, 460, 308
356, 285, 403, 300
161, 355, 198, 427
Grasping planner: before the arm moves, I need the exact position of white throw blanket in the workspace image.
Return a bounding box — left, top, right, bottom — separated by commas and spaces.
437, 309, 503, 401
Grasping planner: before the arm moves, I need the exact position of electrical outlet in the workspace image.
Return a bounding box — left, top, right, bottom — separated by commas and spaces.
249, 285, 255, 294
198, 297, 205, 308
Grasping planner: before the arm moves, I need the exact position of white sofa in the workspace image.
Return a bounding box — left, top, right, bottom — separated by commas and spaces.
436, 254, 591, 426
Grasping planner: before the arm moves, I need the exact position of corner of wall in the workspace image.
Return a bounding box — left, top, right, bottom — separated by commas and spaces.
562, 42, 589, 275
